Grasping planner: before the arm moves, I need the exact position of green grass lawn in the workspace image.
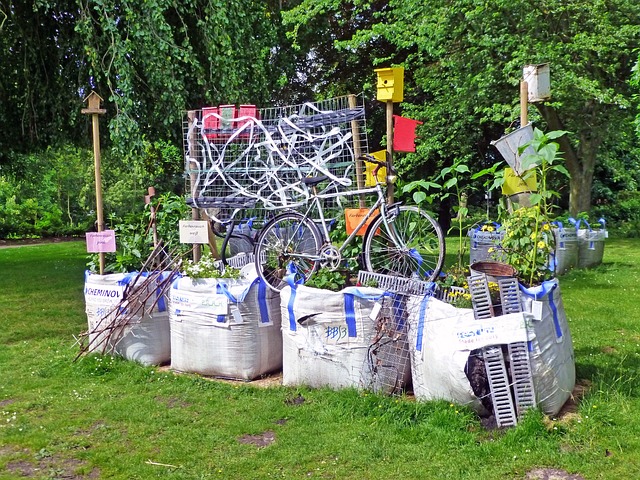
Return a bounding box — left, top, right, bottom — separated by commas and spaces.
1, 240, 639, 479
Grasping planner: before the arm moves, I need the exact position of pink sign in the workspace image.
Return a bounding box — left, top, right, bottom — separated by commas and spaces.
86, 230, 117, 253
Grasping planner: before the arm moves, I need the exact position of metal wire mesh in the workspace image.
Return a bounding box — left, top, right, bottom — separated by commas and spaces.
362, 293, 412, 395
354, 271, 424, 395
183, 94, 369, 223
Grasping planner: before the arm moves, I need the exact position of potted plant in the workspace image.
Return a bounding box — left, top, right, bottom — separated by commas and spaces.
170, 250, 283, 381
83, 192, 190, 365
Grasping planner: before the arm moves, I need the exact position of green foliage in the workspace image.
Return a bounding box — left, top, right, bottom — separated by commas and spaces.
403, 156, 472, 269
497, 207, 555, 286
304, 267, 347, 291
182, 252, 241, 280
592, 191, 640, 237
74, 0, 285, 160
328, 213, 363, 272
476, 129, 569, 285
0, 145, 95, 238
282, 0, 640, 214
87, 192, 191, 273
518, 128, 571, 216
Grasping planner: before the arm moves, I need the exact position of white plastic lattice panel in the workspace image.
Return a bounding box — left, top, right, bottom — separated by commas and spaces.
483, 345, 517, 428
468, 275, 493, 319
225, 252, 256, 269
357, 271, 432, 296
498, 278, 522, 315
508, 342, 536, 416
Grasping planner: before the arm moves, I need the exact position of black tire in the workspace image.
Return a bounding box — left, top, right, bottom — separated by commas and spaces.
220, 228, 255, 266
254, 212, 323, 292
363, 205, 445, 282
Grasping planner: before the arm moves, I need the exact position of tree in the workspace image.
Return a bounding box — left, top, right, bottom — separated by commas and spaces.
282, 0, 640, 215
0, 0, 88, 164
0, 0, 291, 165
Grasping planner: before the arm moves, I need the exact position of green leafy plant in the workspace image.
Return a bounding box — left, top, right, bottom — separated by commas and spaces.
497, 206, 555, 286
328, 214, 363, 273
182, 252, 241, 280
518, 128, 571, 216
475, 128, 570, 286
403, 156, 473, 270
448, 289, 473, 309
304, 267, 347, 291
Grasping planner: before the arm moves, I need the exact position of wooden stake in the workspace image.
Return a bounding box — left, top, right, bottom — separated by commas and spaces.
386, 100, 394, 204
348, 94, 365, 208
187, 111, 202, 262
520, 80, 528, 127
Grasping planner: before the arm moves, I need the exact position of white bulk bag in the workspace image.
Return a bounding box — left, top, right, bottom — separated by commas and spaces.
408, 279, 575, 417
84, 271, 171, 366
280, 284, 410, 393
169, 266, 281, 380
519, 280, 575, 416
551, 224, 578, 275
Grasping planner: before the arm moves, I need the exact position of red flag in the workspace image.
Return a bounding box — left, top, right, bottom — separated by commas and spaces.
393, 115, 423, 152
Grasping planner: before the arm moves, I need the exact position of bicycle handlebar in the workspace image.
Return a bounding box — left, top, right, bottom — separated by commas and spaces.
358, 154, 397, 178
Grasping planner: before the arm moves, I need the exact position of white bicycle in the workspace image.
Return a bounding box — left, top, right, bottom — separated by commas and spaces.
254, 154, 446, 291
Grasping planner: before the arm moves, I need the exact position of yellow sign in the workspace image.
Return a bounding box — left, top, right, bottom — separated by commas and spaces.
502, 168, 537, 196
365, 150, 387, 186
374, 67, 404, 102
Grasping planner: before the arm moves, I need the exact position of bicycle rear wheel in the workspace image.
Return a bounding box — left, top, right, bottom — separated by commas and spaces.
254, 212, 323, 292
363, 205, 445, 282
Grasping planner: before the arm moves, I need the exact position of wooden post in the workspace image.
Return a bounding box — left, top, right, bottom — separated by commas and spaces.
386, 100, 394, 204
520, 80, 528, 127
348, 94, 365, 208
82, 91, 107, 275
145, 186, 158, 248
187, 110, 202, 262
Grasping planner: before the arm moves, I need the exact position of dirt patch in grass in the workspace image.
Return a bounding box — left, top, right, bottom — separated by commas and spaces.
238, 430, 276, 448
556, 379, 591, 417
0, 398, 17, 407
158, 365, 283, 388
155, 396, 192, 408
3, 450, 100, 479
525, 468, 585, 480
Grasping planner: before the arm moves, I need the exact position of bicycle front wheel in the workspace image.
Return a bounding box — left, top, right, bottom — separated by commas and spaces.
363, 205, 445, 282
254, 212, 323, 292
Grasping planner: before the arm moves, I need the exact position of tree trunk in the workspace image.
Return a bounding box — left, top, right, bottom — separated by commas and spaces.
534, 103, 598, 216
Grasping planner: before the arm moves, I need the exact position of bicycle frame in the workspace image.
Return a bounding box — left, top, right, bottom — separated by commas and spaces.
294, 177, 403, 263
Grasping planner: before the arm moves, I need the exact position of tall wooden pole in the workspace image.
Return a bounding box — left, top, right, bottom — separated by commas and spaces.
386, 100, 394, 204
187, 110, 202, 262
520, 80, 529, 127
82, 91, 107, 275
348, 94, 366, 208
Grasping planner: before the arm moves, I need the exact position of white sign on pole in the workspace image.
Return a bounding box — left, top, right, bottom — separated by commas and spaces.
179, 220, 209, 244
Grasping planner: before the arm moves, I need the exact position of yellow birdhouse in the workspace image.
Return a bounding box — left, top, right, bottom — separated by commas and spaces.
374, 67, 404, 102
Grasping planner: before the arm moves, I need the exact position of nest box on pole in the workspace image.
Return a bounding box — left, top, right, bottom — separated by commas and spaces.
374, 67, 405, 204
82, 91, 107, 274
